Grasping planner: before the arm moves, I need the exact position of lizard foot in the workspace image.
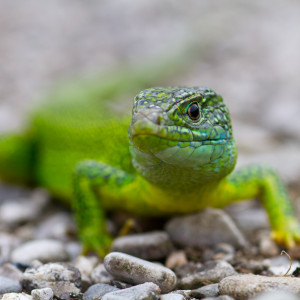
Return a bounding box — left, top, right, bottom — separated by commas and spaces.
271, 221, 300, 249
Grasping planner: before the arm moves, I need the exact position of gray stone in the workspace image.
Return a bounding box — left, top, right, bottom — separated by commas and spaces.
205, 297, 235, 300
102, 282, 160, 300
219, 274, 300, 300
74, 256, 99, 291
165, 208, 247, 248
112, 231, 173, 260
104, 252, 177, 293
65, 242, 82, 261
0, 192, 48, 225
179, 260, 236, 289
91, 263, 114, 284
190, 283, 219, 298
225, 201, 270, 237
0, 233, 21, 264
0, 263, 23, 282
165, 251, 188, 269
11, 239, 69, 263
1, 293, 32, 300
21, 262, 81, 299
160, 294, 185, 300
34, 212, 76, 240
251, 290, 300, 300
83, 283, 119, 300
31, 288, 53, 300
0, 276, 22, 294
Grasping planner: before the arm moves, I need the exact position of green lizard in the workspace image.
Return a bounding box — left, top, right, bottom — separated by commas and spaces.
0, 84, 299, 256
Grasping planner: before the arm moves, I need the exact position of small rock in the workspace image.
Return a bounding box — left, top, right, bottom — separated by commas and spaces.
179, 260, 236, 289
102, 282, 160, 300
83, 283, 119, 300
165, 208, 247, 248
258, 233, 279, 257
219, 274, 300, 300
1, 293, 32, 300
204, 296, 235, 300
212, 243, 235, 261
190, 283, 219, 298
31, 288, 53, 300
22, 262, 81, 299
0, 192, 48, 225
104, 252, 177, 293
73, 256, 99, 291
91, 264, 114, 284
0, 263, 23, 282
225, 201, 270, 236
65, 242, 82, 261
0, 276, 22, 294
112, 231, 173, 260
165, 251, 188, 269
0, 233, 21, 263
11, 239, 69, 263
160, 293, 185, 300
34, 212, 76, 240
174, 262, 201, 279
251, 290, 300, 300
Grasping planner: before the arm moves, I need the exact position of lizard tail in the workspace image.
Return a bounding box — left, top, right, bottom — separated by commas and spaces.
0, 132, 35, 185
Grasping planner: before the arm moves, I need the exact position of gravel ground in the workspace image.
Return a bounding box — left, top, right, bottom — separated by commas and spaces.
1, 1, 300, 299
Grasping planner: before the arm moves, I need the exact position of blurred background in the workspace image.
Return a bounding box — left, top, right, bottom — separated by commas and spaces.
0, 0, 299, 190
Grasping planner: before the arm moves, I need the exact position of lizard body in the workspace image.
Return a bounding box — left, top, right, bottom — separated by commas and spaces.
1, 84, 299, 255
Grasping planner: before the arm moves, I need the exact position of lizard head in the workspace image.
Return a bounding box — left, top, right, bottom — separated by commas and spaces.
128, 87, 237, 183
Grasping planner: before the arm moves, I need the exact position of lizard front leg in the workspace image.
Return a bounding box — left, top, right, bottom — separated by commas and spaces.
73, 160, 135, 257
214, 164, 300, 248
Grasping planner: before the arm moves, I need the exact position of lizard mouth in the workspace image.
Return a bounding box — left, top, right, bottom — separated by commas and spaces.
129, 109, 232, 167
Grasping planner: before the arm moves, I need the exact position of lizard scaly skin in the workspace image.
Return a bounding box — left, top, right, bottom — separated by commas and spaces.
0, 85, 299, 256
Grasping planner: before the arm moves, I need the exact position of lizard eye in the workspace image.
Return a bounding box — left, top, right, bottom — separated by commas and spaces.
187, 102, 200, 121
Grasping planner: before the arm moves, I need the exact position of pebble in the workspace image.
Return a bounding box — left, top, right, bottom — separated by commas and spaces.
250, 290, 300, 300
0, 276, 22, 294
204, 297, 235, 300
91, 263, 114, 285
160, 293, 185, 300
179, 260, 237, 289
83, 283, 119, 300
102, 282, 160, 300
21, 262, 81, 299
0, 233, 21, 264
1, 293, 32, 300
165, 251, 188, 269
73, 256, 99, 291
190, 283, 219, 298
0, 263, 23, 282
258, 233, 279, 257
112, 231, 173, 260
34, 212, 76, 240
104, 252, 177, 293
225, 200, 270, 236
165, 208, 247, 248
11, 239, 69, 263
0, 190, 48, 226
31, 288, 53, 300
219, 274, 300, 299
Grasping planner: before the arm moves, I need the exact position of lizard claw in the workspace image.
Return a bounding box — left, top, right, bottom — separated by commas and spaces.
271, 222, 300, 249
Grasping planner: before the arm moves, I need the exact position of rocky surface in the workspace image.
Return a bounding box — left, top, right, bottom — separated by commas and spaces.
165, 208, 248, 249
1, 185, 300, 299
1, 2, 300, 300
104, 252, 177, 293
